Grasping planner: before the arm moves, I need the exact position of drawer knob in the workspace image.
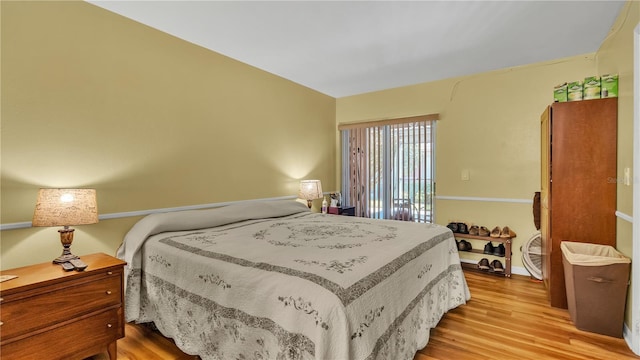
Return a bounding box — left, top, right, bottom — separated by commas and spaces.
106, 290, 112, 295
107, 323, 112, 328
107, 271, 113, 275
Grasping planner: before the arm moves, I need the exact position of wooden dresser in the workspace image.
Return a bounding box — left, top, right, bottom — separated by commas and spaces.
0, 253, 126, 360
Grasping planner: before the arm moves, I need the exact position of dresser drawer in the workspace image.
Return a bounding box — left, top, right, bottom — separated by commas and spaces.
1, 307, 123, 360
0, 272, 122, 340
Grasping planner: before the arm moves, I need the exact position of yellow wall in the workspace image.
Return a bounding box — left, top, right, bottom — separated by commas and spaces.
1, 1, 336, 269
597, 0, 637, 257
595, 0, 639, 334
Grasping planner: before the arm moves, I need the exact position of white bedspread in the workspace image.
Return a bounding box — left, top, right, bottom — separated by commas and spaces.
117, 200, 470, 360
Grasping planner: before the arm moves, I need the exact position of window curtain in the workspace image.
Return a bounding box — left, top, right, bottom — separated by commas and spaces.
340, 115, 437, 223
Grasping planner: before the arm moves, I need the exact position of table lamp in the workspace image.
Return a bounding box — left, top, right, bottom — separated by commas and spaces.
298, 180, 323, 208
32, 188, 99, 264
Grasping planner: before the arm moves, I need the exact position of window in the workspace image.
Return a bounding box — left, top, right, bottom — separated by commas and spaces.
340, 115, 436, 223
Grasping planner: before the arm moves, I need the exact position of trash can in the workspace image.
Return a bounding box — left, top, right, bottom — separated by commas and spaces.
561, 241, 631, 338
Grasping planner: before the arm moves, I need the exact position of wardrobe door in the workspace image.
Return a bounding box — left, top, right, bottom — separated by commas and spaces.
548, 97, 617, 308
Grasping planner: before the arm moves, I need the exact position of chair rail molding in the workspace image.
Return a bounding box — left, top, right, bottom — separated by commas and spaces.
616, 211, 633, 223
0, 195, 298, 231
435, 195, 533, 204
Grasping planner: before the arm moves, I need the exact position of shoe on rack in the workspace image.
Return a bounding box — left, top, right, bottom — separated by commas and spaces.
468, 225, 479, 236
478, 226, 490, 237
483, 242, 495, 255
477, 258, 491, 271
490, 260, 504, 273
447, 222, 459, 233
493, 243, 505, 256
457, 222, 469, 234
458, 239, 472, 251
490, 226, 502, 238
500, 226, 517, 238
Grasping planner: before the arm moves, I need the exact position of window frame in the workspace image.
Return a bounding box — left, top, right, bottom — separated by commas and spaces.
339, 114, 438, 223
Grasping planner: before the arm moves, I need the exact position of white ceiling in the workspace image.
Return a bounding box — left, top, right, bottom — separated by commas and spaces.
87, 1, 626, 98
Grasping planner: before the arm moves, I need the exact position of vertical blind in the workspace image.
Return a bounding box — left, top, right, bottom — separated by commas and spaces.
340, 115, 437, 223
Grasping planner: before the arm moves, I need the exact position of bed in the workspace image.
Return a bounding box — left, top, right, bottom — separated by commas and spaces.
117, 200, 470, 360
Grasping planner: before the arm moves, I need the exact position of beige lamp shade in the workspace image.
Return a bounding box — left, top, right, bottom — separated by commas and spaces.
32, 188, 99, 227
299, 180, 323, 208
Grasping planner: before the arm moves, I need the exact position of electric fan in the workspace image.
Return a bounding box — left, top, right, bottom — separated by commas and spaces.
521, 231, 542, 280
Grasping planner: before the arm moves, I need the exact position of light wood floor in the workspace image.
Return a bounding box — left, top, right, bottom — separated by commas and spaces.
91, 271, 639, 360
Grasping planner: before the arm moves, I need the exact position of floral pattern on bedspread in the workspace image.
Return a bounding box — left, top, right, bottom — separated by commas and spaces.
293, 256, 368, 273
139, 273, 315, 360
254, 219, 398, 249
133, 264, 466, 360
120, 201, 470, 360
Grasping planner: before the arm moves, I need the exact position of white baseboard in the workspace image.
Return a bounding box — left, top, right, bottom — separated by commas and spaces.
624, 322, 637, 355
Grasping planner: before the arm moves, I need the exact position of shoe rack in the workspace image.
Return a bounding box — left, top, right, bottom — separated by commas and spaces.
455, 233, 512, 277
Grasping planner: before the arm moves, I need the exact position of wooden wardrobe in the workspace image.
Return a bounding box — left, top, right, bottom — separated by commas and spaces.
540, 97, 617, 309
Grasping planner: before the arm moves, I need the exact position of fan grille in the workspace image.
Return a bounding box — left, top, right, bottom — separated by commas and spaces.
521, 232, 542, 280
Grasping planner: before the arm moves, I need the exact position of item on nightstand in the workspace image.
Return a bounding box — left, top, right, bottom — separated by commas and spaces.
69, 258, 88, 271
321, 197, 328, 214
0, 275, 18, 282
59, 262, 74, 271
330, 192, 342, 207
299, 180, 323, 208
328, 206, 355, 216
31, 188, 99, 264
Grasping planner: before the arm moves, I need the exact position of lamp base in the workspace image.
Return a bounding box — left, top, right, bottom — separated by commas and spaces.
53, 253, 80, 264
53, 227, 80, 264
